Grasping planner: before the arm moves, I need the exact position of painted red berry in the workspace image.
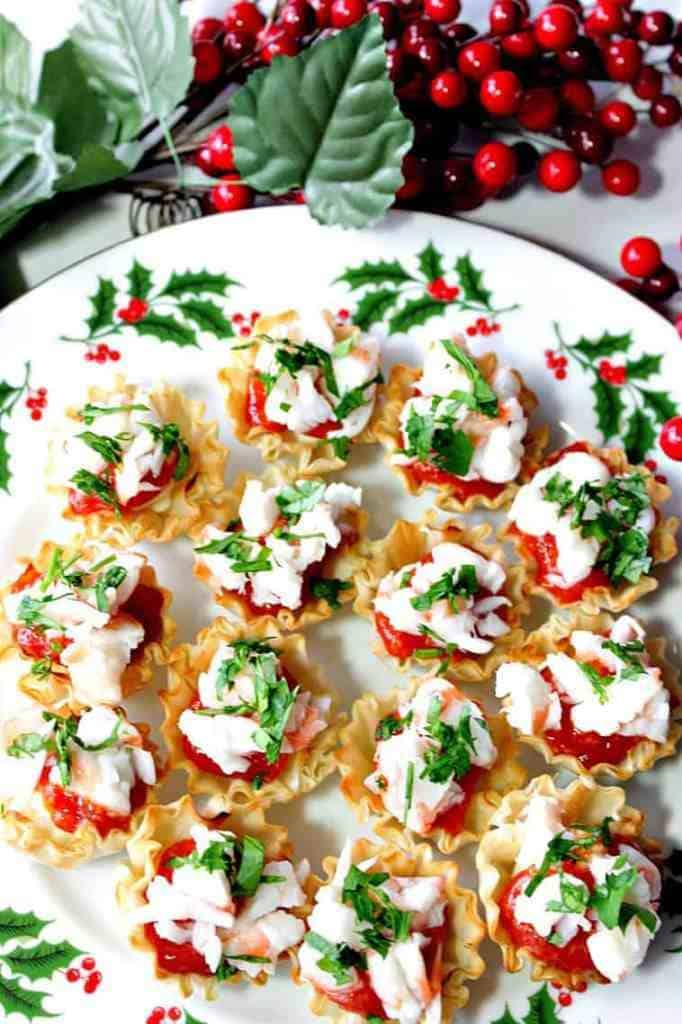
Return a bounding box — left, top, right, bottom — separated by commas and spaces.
192, 18, 224, 43
555, 368, 567, 380
467, 325, 477, 337
480, 70, 522, 116
66, 968, 80, 983
424, 0, 461, 21
167, 1010, 183, 1023
82, 957, 96, 972
85, 351, 95, 362
84, 971, 102, 994
599, 100, 636, 137
558, 993, 573, 1008
457, 41, 501, 81
37, 387, 47, 397
620, 237, 662, 278
225, 1, 265, 34
430, 69, 468, 109
251, 310, 261, 322
650, 95, 681, 128
192, 41, 223, 84
534, 5, 578, 50
537, 149, 581, 192
210, 174, 254, 212
660, 417, 682, 460
472, 141, 517, 191
518, 87, 560, 131
109, 350, 121, 361
602, 159, 640, 196
330, 0, 367, 27
146, 1010, 165, 1024
338, 308, 350, 320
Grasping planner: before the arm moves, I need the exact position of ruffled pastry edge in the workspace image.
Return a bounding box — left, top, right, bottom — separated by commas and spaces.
46, 375, 228, 545
353, 511, 529, 682
161, 617, 344, 807
475, 773, 661, 991
114, 794, 313, 999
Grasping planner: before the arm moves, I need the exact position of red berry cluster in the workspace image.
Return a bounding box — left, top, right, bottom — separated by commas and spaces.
232, 309, 262, 336
466, 316, 501, 336
618, 235, 680, 304
598, 357, 627, 384
544, 348, 568, 379
427, 276, 460, 300
65, 957, 102, 995
146, 1006, 183, 1024
85, 342, 121, 363
189, 0, 682, 213
25, 387, 47, 423
117, 297, 149, 324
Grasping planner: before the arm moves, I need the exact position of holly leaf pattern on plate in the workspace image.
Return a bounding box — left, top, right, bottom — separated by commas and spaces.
184, 1012, 208, 1024
126, 259, 153, 300
160, 269, 239, 297
0, 940, 83, 981
0, 974, 56, 1020
0, 428, 10, 493
85, 277, 116, 334
591, 377, 625, 440
132, 313, 198, 347
624, 408, 656, 465
641, 389, 678, 424
179, 299, 235, 339
353, 289, 399, 330
388, 296, 447, 333
0, 909, 52, 944
418, 242, 443, 283
522, 985, 562, 1024
334, 259, 413, 290
573, 330, 632, 358
626, 353, 662, 379
455, 253, 491, 307
491, 1009, 520, 1024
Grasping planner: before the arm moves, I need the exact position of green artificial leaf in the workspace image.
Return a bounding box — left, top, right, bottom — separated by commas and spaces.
0, 975, 56, 1021
132, 313, 197, 347
626, 353, 662, 380
640, 388, 678, 424
455, 253, 491, 307
418, 242, 444, 282
0, 429, 11, 493
85, 277, 116, 334
591, 377, 624, 441
56, 142, 133, 191
334, 259, 414, 290
0, 940, 83, 981
230, 14, 413, 228
160, 269, 238, 297
624, 408, 656, 465
180, 298, 235, 339
70, 0, 194, 143
388, 296, 448, 334
126, 260, 153, 300
353, 289, 399, 330
36, 40, 114, 161
0, 16, 31, 101
574, 331, 632, 359
0, 909, 52, 943
522, 985, 562, 1024
0, 98, 70, 219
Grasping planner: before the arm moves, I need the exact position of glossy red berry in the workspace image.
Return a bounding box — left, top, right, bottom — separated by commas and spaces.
558, 38, 593, 76
534, 5, 578, 50
167, 1010, 182, 1023
501, 29, 537, 59
414, 37, 444, 74
192, 18, 224, 43
192, 41, 223, 84
518, 87, 560, 131
669, 47, 682, 77
402, 19, 437, 54
330, 0, 367, 26
204, 125, 234, 172
472, 141, 517, 191
480, 69, 522, 116
602, 159, 640, 196
633, 66, 663, 100
560, 79, 594, 114
225, 2, 265, 35
210, 174, 254, 212
660, 417, 682, 461
309, 0, 332, 26
538, 149, 581, 191
458, 41, 501, 81
616, 277, 642, 297
222, 29, 256, 60
368, 1, 398, 35
423, 0, 461, 22
599, 100, 636, 137
430, 69, 468, 108
620, 236, 662, 278
641, 266, 680, 302
280, 1, 314, 38
489, 0, 521, 35
604, 39, 642, 82
589, 0, 624, 34
637, 10, 673, 44
565, 115, 613, 164
260, 28, 299, 60
650, 95, 681, 127
396, 154, 427, 201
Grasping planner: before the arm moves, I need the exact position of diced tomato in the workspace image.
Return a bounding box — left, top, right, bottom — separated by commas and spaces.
406, 461, 506, 502
305, 418, 342, 439
431, 766, 486, 836
156, 838, 196, 882
120, 583, 164, 645
68, 448, 180, 517
144, 923, 213, 976
319, 972, 388, 1019
510, 527, 610, 604
15, 627, 70, 662
10, 564, 41, 593
39, 755, 148, 838
246, 374, 287, 433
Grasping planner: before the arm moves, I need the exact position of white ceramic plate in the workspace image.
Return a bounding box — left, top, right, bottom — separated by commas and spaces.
0, 206, 680, 1024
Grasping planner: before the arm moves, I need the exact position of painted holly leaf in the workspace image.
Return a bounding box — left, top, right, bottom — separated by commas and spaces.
491, 1008, 520, 1024
160, 270, 238, 298
132, 314, 197, 347
573, 331, 632, 359
640, 389, 678, 424
626, 353, 662, 380
229, 14, 413, 228
184, 1012, 208, 1024
353, 289, 399, 330
86, 277, 116, 334
522, 985, 561, 1024
418, 242, 443, 283
0, 429, 11, 493
179, 299, 234, 339
0, 975, 56, 1020
127, 260, 153, 300
624, 408, 656, 465
591, 377, 625, 441
0, 910, 52, 944
334, 260, 413, 290
0, 381, 21, 414
0, 940, 83, 981
388, 296, 447, 334
455, 253, 491, 307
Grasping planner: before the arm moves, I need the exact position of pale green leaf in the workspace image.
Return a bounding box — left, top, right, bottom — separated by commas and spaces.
0, 97, 71, 218
0, 16, 31, 101
37, 40, 114, 159
56, 143, 132, 192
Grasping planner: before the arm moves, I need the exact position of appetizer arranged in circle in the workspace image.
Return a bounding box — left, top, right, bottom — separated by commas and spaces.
495, 612, 681, 779
47, 376, 228, 543
162, 619, 341, 806
296, 836, 485, 1024
354, 513, 527, 680
0, 699, 161, 867
336, 675, 526, 853
193, 473, 366, 630
219, 309, 382, 473
1, 540, 173, 709
505, 441, 678, 611
116, 795, 311, 998
476, 775, 662, 991
377, 336, 547, 510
